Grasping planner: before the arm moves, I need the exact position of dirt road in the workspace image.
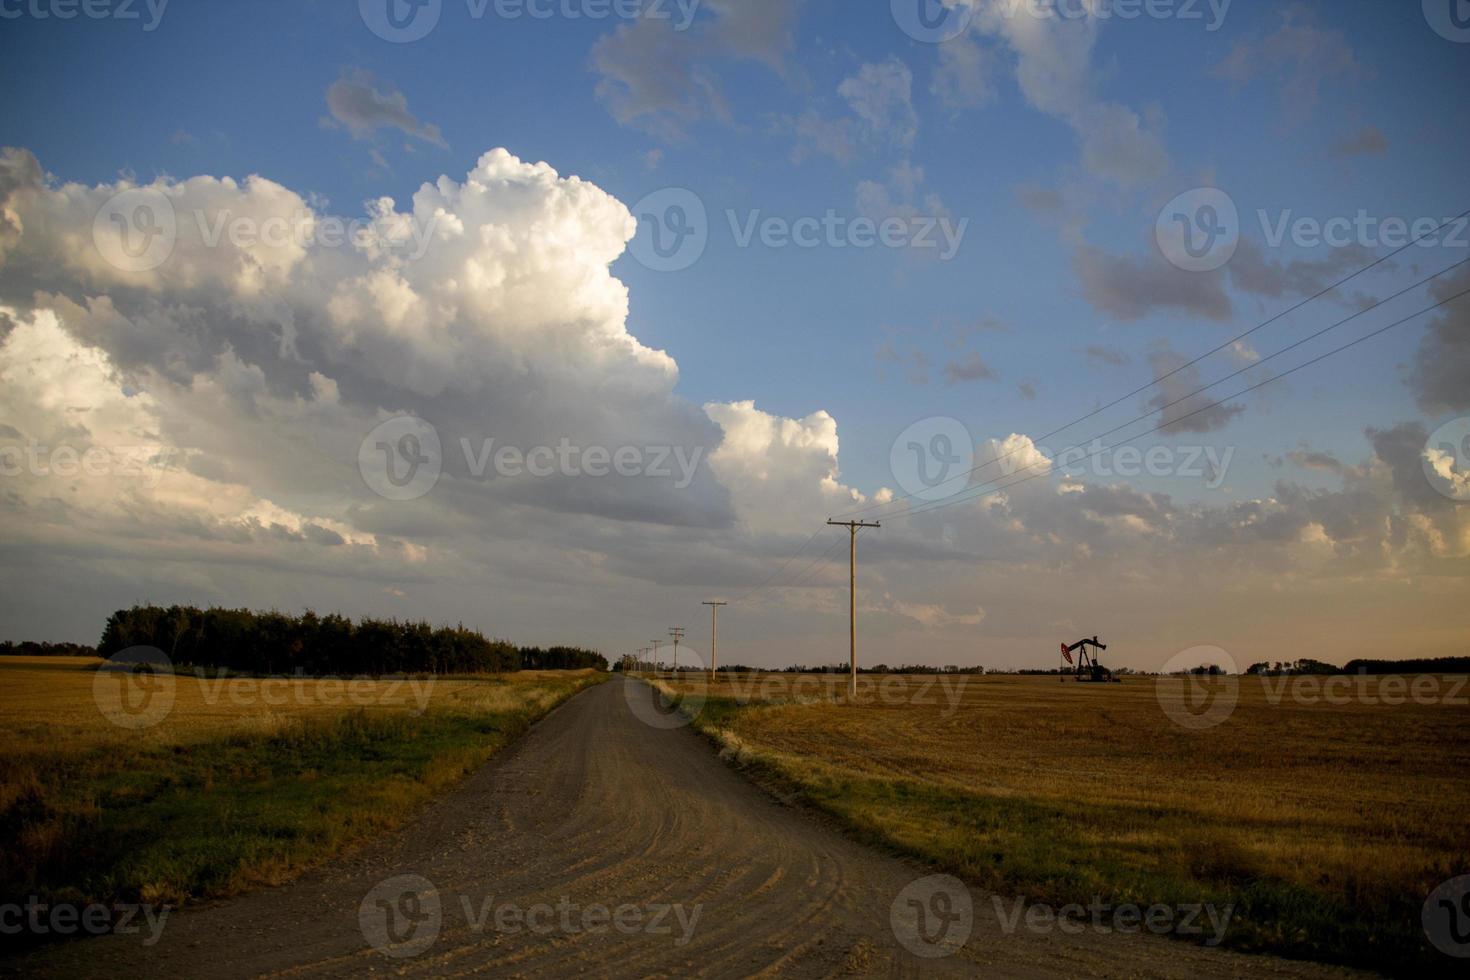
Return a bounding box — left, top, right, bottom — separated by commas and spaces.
6, 677, 1365, 978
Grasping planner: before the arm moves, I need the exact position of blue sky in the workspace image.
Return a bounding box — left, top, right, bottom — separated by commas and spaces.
1, 1, 1468, 666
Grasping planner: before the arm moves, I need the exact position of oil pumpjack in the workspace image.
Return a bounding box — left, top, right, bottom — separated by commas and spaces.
1059, 636, 1119, 683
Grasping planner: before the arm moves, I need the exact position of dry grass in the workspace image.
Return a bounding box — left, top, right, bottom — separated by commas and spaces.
649, 671, 1470, 971
0, 657, 586, 762
0, 657, 603, 910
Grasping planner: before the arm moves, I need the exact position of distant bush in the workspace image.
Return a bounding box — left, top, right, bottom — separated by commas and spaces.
96, 605, 606, 675
0, 640, 97, 657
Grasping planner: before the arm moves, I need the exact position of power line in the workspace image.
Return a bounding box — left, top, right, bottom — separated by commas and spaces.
727, 528, 825, 605
697, 214, 1469, 661
832, 210, 1470, 522
783, 535, 851, 591
706, 213, 1468, 627
878, 277, 1470, 523
734, 530, 849, 606
884, 285, 1470, 523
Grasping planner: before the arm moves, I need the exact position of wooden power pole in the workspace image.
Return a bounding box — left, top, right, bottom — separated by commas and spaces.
826, 519, 881, 699
651, 640, 661, 673
702, 601, 726, 680
668, 627, 685, 673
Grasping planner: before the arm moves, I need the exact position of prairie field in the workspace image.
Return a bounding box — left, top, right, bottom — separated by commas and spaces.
649, 671, 1470, 972
0, 656, 603, 914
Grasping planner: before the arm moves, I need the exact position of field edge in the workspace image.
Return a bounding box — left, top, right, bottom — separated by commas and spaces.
3, 670, 609, 928
640, 677, 1406, 979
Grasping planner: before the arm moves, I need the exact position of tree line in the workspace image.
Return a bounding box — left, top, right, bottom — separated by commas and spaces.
1341, 656, 1470, 675
97, 605, 607, 675
1246, 656, 1470, 675
616, 661, 988, 674
0, 640, 98, 657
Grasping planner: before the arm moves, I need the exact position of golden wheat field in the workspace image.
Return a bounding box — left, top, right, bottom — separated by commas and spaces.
1, 657, 603, 908
0, 656, 589, 763
651, 671, 1470, 967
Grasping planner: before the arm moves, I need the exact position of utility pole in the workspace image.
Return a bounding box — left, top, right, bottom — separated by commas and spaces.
668, 627, 685, 673
702, 601, 726, 681
651, 640, 662, 674
826, 519, 881, 700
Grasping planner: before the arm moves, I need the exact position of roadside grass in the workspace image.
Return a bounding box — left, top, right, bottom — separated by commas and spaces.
643, 672, 1469, 976
1, 659, 603, 913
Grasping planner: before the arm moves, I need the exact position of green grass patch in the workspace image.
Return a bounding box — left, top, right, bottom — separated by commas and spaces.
2, 673, 604, 913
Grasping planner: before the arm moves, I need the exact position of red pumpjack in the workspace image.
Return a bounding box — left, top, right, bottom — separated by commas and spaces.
1059, 636, 1120, 683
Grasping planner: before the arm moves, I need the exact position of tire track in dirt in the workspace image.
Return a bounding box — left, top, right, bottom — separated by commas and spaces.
4, 677, 1367, 978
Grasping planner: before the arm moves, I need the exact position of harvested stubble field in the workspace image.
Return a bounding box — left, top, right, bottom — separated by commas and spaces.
0, 656, 603, 914
649, 670, 1470, 974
